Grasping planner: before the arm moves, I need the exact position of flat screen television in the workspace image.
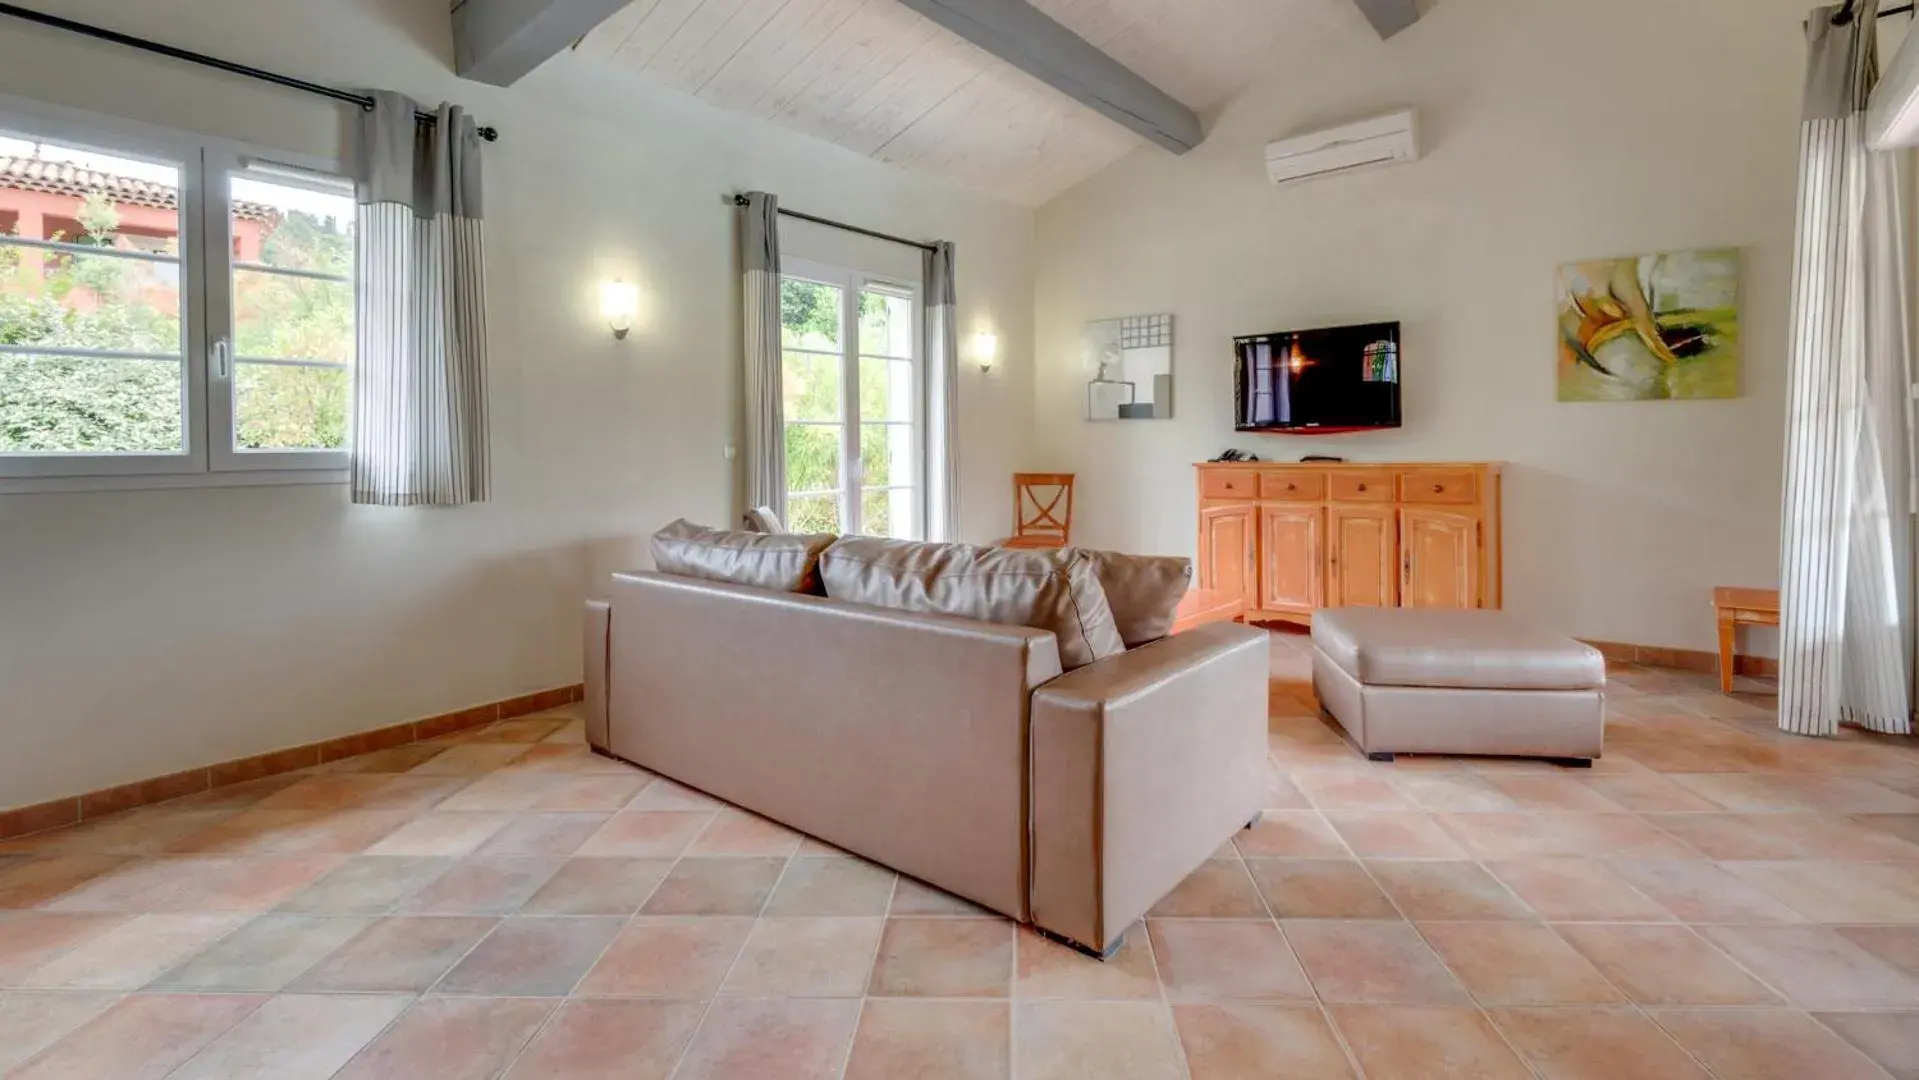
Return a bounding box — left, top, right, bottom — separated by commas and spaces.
1234, 322, 1401, 434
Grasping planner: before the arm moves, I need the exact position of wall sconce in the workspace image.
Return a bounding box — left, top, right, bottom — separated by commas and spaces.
973, 331, 999, 372
600, 280, 639, 340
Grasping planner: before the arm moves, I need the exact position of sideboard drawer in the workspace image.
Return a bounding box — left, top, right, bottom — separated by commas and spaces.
1402, 468, 1480, 505
1260, 471, 1327, 501
1328, 472, 1396, 503
1200, 470, 1258, 499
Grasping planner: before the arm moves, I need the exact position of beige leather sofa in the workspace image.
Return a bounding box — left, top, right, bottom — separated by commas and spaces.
584, 570, 1268, 958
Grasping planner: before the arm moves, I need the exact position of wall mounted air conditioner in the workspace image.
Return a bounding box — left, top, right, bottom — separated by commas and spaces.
1265, 109, 1420, 186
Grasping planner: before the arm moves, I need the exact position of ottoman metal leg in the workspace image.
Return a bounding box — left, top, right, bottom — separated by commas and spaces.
1547, 757, 1594, 769
1366, 751, 1396, 763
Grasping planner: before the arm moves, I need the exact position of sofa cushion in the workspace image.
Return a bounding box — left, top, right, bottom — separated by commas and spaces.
820, 537, 1125, 670
1313, 608, 1606, 691
652, 519, 835, 594
1078, 550, 1193, 648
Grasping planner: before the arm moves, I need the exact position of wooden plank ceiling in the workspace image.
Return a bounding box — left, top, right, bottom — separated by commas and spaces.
575, 0, 1353, 205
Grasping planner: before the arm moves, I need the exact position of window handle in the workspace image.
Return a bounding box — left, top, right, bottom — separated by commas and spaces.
211, 339, 230, 379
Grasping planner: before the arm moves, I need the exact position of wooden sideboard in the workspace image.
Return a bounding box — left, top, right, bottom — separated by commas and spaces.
1195, 461, 1503, 626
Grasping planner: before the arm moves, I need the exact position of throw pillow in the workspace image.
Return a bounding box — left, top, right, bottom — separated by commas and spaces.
741, 506, 784, 533
819, 537, 1126, 670
1077, 549, 1193, 647
652, 519, 835, 594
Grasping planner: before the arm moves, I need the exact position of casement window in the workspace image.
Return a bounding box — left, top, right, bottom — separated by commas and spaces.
0, 101, 355, 487
779, 257, 924, 539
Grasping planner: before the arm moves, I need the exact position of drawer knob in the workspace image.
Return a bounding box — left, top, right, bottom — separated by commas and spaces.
1432, 484, 1444, 493
1286, 483, 1296, 491
1356, 483, 1367, 492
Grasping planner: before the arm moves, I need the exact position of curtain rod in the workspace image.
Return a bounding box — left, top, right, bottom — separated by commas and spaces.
733, 195, 938, 253
1834, 1, 1916, 23
0, 1, 499, 142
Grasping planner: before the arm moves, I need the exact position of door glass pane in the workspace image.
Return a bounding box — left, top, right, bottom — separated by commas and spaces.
858, 355, 913, 423
230, 172, 354, 452
784, 422, 842, 495
858, 290, 912, 357
861, 488, 918, 541
781, 350, 840, 421
0, 134, 186, 453
860, 423, 915, 490
787, 493, 841, 535
780, 278, 841, 350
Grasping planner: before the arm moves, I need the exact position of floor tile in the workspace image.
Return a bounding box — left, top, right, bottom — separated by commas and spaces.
275, 856, 453, 914
148, 913, 371, 991
406, 743, 531, 774
1838, 925, 1919, 976
1669, 773, 1827, 812
185, 855, 347, 911
576, 916, 753, 997
1419, 921, 1622, 1005
0, 991, 125, 1072
1147, 918, 1314, 1002
687, 808, 805, 856
520, 856, 673, 915
1147, 859, 1270, 917
1234, 811, 1350, 856
1724, 860, 1919, 923
289, 915, 498, 993
434, 915, 623, 995
890, 875, 992, 916
1323, 812, 1470, 857
640, 856, 786, 916
1243, 858, 1399, 919
1329, 1004, 1531, 1079
364, 812, 512, 856
1366, 860, 1532, 920
626, 778, 725, 811
866, 917, 1012, 997
719, 916, 885, 997
0, 912, 126, 982
501, 998, 705, 1080
672, 998, 862, 1080
1173, 1003, 1355, 1079
1489, 1006, 1711, 1080
331, 995, 554, 1080
1700, 924, 1919, 1009
1814, 1011, 1919, 1080
763, 856, 897, 916
474, 812, 610, 856
1858, 814, 1919, 847
1581, 773, 1724, 812
1389, 773, 1524, 812
394, 855, 564, 914
1283, 920, 1469, 1004
166, 993, 411, 1080
1555, 923, 1782, 1005
844, 999, 1010, 1080
576, 810, 714, 857
1015, 1000, 1187, 1080
1294, 770, 1418, 810
1484, 859, 1671, 921
21, 912, 247, 989
8, 992, 265, 1080
1437, 812, 1694, 859
1650, 1007, 1894, 1080
1607, 858, 1807, 923
0, 854, 130, 908
1483, 774, 1630, 812
1015, 925, 1160, 1000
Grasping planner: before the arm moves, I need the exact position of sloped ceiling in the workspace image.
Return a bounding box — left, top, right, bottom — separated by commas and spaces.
574, 0, 1357, 205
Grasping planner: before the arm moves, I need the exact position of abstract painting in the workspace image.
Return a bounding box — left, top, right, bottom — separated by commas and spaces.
1085, 313, 1173, 420
1557, 248, 1741, 401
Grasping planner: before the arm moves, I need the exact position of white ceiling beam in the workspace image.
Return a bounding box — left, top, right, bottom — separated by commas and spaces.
1351, 0, 1427, 39
890, 0, 1204, 154
452, 0, 633, 86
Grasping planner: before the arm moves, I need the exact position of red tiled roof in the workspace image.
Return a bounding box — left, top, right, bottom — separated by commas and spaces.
0, 155, 281, 223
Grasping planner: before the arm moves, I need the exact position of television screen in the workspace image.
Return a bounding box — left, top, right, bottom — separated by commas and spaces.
1234, 322, 1401, 433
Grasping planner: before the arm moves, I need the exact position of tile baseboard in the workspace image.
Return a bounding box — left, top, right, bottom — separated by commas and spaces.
1582, 639, 1778, 679
0, 683, 585, 841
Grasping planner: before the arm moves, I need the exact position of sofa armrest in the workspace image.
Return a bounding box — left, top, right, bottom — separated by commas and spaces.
584, 599, 611, 753
1028, 622, 1269, 954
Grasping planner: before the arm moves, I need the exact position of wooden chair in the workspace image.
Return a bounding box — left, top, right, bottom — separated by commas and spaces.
1001, 473, 1075, 549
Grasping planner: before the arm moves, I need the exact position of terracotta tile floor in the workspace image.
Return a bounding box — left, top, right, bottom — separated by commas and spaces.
3, 633, 1919, 1078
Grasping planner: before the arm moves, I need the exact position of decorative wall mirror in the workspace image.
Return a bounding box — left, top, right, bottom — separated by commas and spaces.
1085, 313, 1173, 420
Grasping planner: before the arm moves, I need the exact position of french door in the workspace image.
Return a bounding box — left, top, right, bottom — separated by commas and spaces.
779, 257, 923, 539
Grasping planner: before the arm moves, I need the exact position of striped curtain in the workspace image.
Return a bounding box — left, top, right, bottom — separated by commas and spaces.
739, 192, 785, 524
1780, 1, 1915, 736
351, 92, 490, 506
923, 241, 960, 541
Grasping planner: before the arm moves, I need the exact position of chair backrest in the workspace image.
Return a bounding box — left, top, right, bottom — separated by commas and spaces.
1012, 473, 1075, 546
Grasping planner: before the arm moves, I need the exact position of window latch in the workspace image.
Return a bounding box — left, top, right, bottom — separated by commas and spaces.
211, 339, 230, 379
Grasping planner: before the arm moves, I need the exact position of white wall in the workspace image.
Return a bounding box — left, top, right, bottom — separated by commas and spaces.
0, 0, 1035, 808
1033, 0, 1816, 655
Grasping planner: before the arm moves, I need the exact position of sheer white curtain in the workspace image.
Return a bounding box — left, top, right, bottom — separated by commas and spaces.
351, 91, 490, 506
1779, 0, 1915, 736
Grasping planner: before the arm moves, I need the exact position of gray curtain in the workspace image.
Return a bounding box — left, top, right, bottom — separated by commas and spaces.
1780, 1, 1915, 736
740, 192, 785, 524
923, 241, 959, 541
351, 91, 490, 506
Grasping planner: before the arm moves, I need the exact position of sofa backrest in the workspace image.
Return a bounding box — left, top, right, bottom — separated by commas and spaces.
602, 570, 1064, 921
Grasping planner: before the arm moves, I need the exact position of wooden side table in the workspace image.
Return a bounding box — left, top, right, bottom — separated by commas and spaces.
1713, 586, 1779, 694
1171, 588, 1249, 635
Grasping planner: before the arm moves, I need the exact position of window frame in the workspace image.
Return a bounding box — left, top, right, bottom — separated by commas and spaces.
0, 95, 353, 490
779, 255, 925, 539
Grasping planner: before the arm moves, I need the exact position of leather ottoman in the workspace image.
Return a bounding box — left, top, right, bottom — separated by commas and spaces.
1311, 608, 1606, 766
